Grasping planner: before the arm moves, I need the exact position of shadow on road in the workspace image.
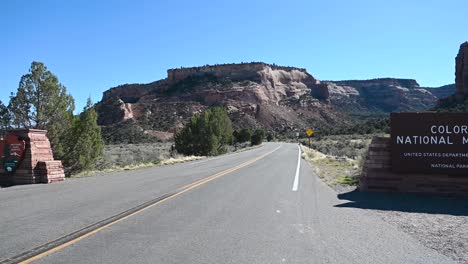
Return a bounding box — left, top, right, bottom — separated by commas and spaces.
336, 190, 468, 216
0, 182, 14, 188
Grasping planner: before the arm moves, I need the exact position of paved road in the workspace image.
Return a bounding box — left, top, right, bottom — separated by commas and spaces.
0, 143, 455, 263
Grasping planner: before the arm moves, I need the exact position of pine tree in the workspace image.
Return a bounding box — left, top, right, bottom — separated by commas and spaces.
67, 98, 104, 172
67, 98, 104, 173
8, 61, 75, 159
0, 100, 10, 130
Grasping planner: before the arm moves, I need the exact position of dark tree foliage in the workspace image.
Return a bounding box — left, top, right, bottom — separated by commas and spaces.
8, 61, 75, 159
232, 130, 240, 143
235, 128, 252, 143
175, 107, 233, 156
166, 73, 232, 95
266, 132, 274, 142
251, 129, 265, 146
434, 98, 468, 113
0, 100, 11, 131
65, 98, 105, 174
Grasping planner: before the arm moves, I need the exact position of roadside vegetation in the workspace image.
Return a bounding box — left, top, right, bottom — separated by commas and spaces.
300, 134, 377, 189
94, 143, 172, 171
302, 134, 375, 159
175, 107, 265, 156
72, 142, 204, 177
175, 107, 234, 156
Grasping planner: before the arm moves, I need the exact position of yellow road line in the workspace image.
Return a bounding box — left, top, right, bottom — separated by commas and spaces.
19, 145, 281, 264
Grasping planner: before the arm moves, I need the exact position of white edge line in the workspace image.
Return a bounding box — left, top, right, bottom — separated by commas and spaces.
292, 145, 301, 191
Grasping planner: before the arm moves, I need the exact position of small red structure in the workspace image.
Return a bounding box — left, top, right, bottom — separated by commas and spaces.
0, 129, 65, 185
1, 134, 26, 173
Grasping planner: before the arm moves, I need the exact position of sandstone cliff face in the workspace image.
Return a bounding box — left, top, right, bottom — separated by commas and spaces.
102, 80, 167, 103
332, 78, 420, 89
96, 63, 336, 141
423, 84, 455, 99
96, 63, 450, 142
167, 63, 307, 83
327, 78, 439, 112
103, 63, 323, 104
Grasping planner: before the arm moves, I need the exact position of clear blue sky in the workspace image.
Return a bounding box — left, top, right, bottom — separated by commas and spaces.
2, 0, 467, 112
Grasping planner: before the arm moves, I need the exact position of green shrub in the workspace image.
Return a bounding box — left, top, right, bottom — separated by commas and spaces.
251, 129, 265, 146
235, 128, 252, 143
175, 107, 233, 156
266, 132, 274, 142
65, 99, 104, 174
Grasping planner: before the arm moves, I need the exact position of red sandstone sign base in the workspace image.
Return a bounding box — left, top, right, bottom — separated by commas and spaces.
360, 137, 468, 196
0, 129, 65, 185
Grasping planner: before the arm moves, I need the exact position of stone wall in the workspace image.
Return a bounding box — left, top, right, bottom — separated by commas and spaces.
36, 161, 66, 183
0, 129, 65, 185
360, 137, 468, 196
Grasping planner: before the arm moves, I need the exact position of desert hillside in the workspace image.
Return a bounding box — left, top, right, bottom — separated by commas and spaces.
95, 62, 454, 143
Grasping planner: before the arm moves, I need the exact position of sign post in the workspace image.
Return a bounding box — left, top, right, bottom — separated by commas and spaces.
306, 128, 314, 148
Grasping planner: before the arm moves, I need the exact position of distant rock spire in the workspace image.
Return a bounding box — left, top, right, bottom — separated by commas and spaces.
455, 42, 468, 99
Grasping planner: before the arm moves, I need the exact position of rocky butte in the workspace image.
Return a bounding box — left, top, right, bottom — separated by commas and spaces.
96, 62, 453, 143
438, 41, 468, 105
455, 42, 468, 99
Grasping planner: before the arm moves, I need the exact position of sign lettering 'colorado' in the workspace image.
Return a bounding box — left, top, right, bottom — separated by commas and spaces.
396, 125, 468, 145
391, 113, 468, 175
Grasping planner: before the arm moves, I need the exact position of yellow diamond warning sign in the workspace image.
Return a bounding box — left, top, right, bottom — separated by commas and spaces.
306, 128, 314, 137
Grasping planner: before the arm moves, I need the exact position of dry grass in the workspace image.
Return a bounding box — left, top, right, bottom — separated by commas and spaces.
73, 153, 204, 178
301, 146, 326, 161
301, 144, 361, 188
159, 155, 204, 165
94, 142, 173, 170
73, 142, 199, 177
302, 135, 372, 160
72, 142, 259, 178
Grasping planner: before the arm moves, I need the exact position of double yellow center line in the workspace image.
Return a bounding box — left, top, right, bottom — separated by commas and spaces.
2, 145, 280, 264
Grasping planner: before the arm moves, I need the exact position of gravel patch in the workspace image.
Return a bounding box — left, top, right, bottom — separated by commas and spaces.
374, 210, 468, 263
337, 190, 468, 263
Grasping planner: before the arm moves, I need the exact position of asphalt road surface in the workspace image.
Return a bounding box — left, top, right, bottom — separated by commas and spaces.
0, 143, 456, 263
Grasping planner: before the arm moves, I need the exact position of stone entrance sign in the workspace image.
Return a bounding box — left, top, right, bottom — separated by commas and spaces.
360, 113, 468, 196
391, 112, 468, 175
0, 129, 65, 185
1, 135, 26, 173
